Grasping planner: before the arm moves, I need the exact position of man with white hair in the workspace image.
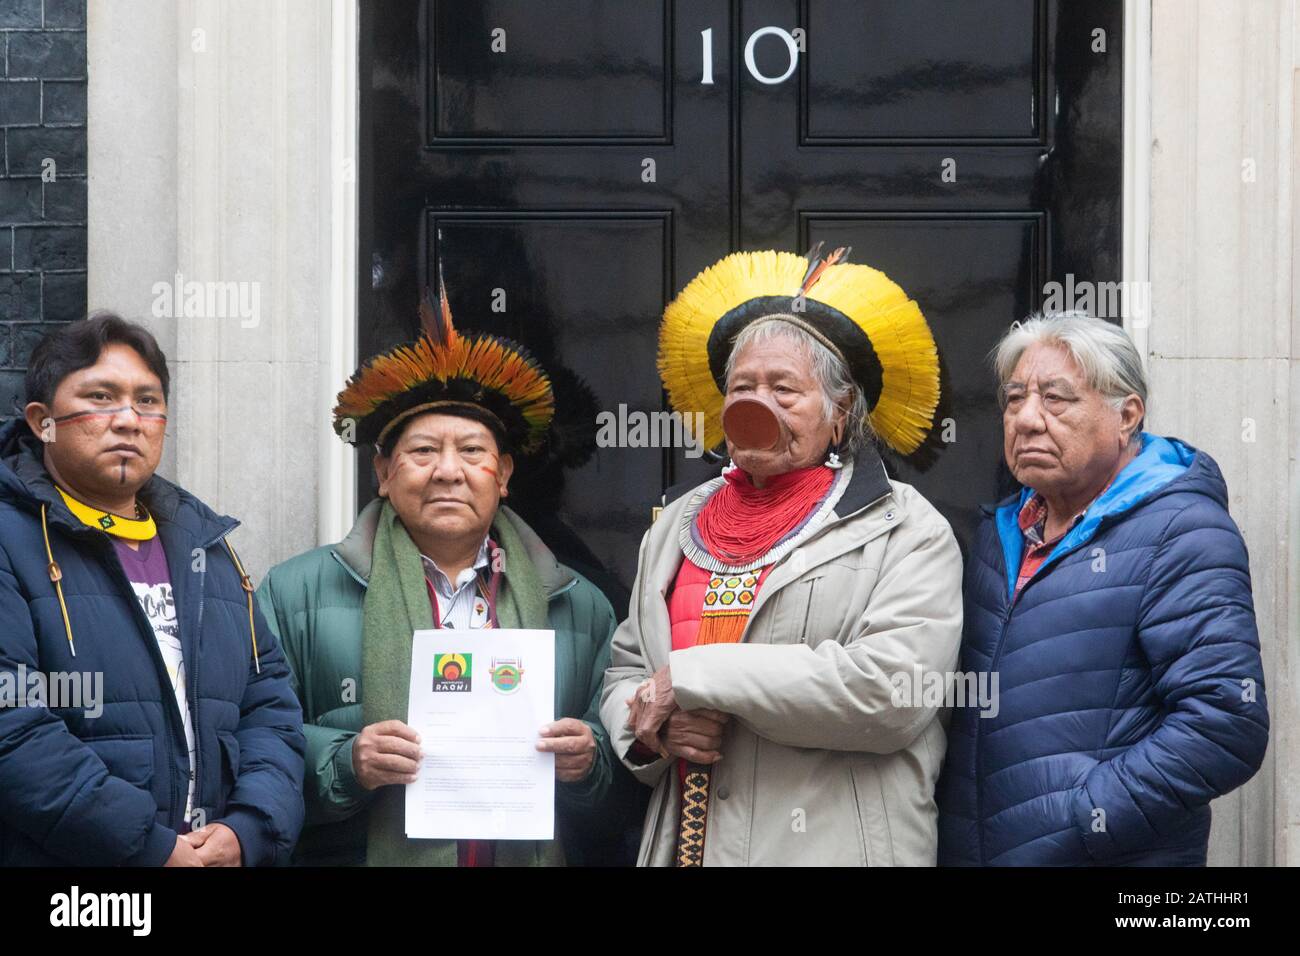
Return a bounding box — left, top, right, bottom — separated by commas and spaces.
937, 311, 1269, 866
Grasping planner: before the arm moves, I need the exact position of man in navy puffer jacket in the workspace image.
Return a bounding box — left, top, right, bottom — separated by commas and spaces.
0, 314, 305, 866
937, 312, 1268, 866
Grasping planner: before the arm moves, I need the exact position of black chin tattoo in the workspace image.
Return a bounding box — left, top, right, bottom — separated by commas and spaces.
120, 460, 127, 484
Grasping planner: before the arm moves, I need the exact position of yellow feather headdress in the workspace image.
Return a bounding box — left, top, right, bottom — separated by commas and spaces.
658, 247, 940, 455
333, 279, 554, 452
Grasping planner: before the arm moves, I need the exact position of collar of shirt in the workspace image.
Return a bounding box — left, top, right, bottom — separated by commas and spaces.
420, 537, 491, 601
1017, 477, 1116, 550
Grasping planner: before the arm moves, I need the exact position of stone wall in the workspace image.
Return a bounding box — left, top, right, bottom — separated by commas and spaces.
0, 0, 85, 419
87, 0, 351, 581
1148, 0, 1297, 864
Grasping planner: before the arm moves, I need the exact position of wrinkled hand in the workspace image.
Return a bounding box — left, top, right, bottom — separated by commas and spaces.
182, 822, 243, 867
625, 681, 650, 746
661, 708, 729, 764
536, 717, 596, 782
625, 666, 677, 754
354, 719, 423, 790
163, 834, 203, 867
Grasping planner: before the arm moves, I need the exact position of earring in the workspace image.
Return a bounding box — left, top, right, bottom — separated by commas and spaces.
721, 458, 737, 474
824, 444, 843, 470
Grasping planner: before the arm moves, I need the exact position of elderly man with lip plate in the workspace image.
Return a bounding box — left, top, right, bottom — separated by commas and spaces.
602, 248, 963, 867
937, 311, 1269, 866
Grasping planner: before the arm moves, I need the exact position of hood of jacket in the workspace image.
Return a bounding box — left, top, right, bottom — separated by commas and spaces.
990, 432, 1223, 598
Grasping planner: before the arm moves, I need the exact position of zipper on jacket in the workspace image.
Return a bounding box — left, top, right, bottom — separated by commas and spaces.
974, 599, 1015, 866
189, 525, 239, 824
973, 510, 1127, 864
107, 525, 235, 831
96, 537, 188, 829
189, 546, 208, 824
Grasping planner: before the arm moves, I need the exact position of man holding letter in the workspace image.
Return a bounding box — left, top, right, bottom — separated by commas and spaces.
258, 278, 624, 866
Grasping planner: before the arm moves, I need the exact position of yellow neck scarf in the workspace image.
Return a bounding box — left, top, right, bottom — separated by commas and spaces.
56, 487, 157, 541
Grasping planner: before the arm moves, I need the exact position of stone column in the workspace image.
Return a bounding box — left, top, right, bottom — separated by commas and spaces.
1148, 0, 1296, 865
88, 0, 356, 579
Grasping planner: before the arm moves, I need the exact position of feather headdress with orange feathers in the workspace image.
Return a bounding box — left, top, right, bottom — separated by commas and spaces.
333, 276, 554, 453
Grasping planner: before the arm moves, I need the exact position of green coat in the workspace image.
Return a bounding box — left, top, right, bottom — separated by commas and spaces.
256, 499, 625, 866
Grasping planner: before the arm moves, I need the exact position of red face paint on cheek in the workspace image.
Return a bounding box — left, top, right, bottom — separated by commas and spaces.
51, 409, 125, 426
387, 454, 419, 477
472, 451, 501, 480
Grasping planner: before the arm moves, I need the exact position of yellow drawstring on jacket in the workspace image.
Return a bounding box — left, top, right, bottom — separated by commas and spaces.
224, 540, 260, 674
39, 504, 76, 657
38, 504, 259, 672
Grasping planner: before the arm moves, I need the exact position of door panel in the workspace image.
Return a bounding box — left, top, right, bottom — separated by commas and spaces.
429, 0, 670, 141
803, 213, 1043, 534
427, 213, 670, 594
361, 0, 1123, 603
361, 0, 739, 613
803, 0, 1042, 142
738, 0, 1121, 539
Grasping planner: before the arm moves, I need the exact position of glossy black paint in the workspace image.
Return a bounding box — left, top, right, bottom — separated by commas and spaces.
360, 0, 1123, 601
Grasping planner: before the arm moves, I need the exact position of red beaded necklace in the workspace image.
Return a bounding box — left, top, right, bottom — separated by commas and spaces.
695, 464, 835, 565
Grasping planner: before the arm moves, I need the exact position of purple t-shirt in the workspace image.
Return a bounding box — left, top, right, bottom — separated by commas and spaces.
113, 537, 195, 821
113, 535, 171, 598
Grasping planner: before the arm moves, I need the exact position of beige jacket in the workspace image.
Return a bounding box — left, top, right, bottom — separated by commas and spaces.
600, 453, 963, 866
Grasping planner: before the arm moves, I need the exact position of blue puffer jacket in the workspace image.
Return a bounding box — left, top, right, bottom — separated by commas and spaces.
937, 434, 1269, 866
0, 419, 306, 866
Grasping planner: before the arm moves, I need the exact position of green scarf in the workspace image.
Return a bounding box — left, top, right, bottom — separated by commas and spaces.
361, 501, 563, 867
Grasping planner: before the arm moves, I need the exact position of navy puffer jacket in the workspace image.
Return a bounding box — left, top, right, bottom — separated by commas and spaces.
0, 420, 305, 866
937, 434, 1269, 866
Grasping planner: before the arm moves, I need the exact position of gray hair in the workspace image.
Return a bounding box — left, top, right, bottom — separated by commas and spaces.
992, 310, 1147, 439
724, 318, 873, 455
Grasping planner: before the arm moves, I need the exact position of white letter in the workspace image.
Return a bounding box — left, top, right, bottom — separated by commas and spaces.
84, 671, 103, 720
240, 281, 260, 329
744, 27, 799, 85
50, 892, 70, 927
151, 281, 170, 318
134, 893, 152, 937
980, 671, 999, 719
595, 411, 616, 448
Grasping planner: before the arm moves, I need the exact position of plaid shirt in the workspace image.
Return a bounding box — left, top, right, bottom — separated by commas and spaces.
1015, 493, 1089, 595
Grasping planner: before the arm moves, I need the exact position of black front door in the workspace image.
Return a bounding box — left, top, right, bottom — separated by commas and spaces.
359, 0, 1123, 612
